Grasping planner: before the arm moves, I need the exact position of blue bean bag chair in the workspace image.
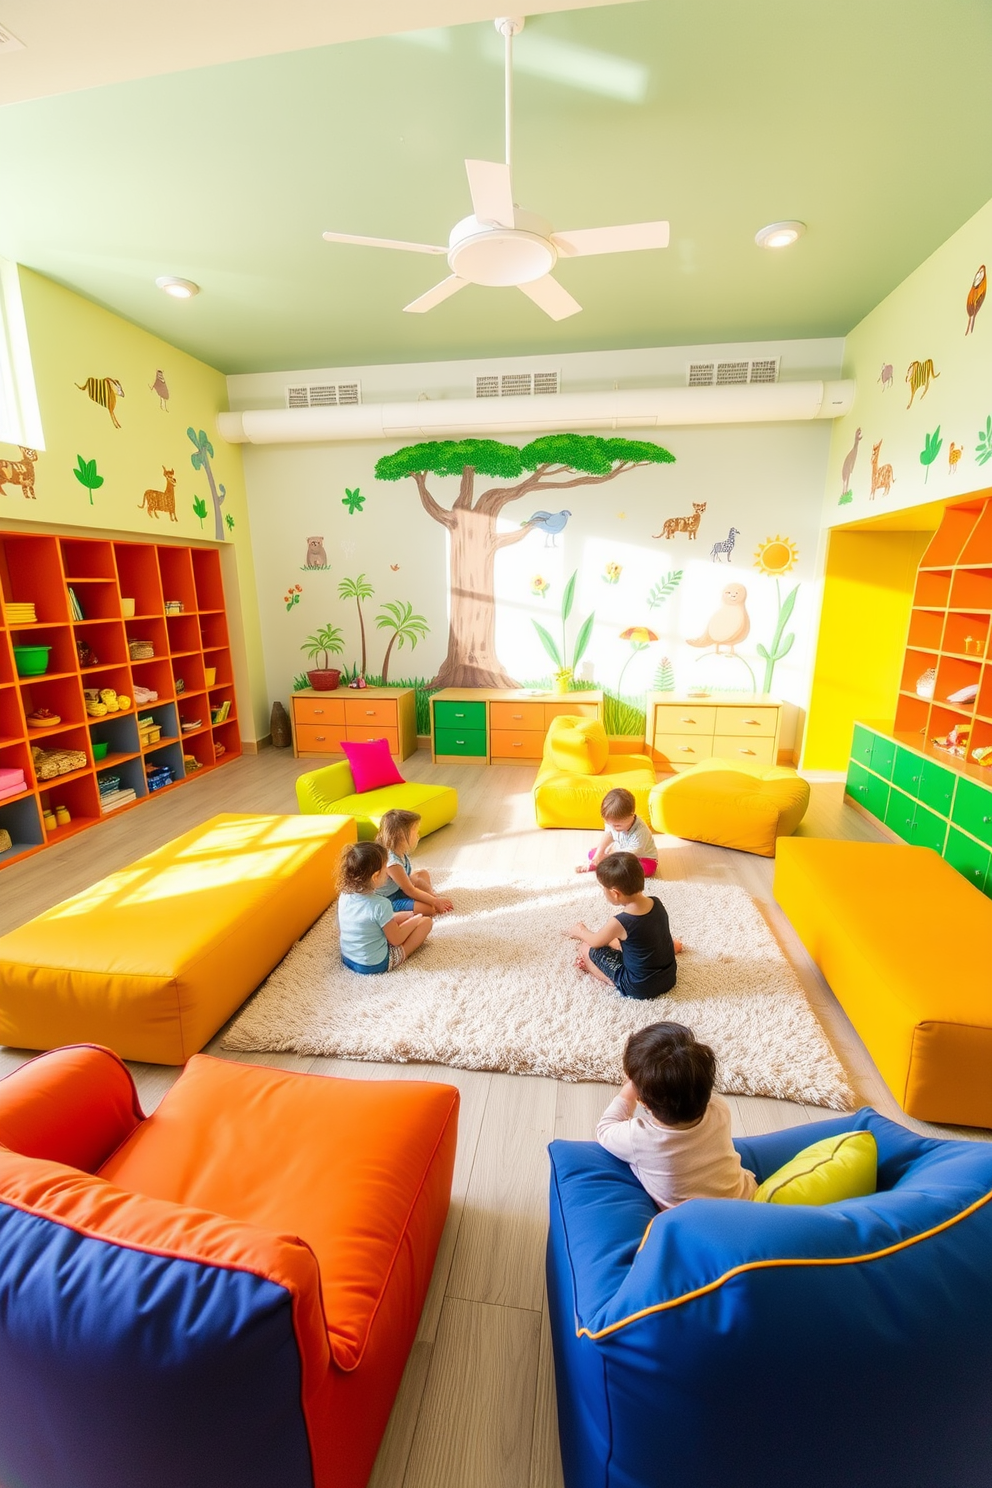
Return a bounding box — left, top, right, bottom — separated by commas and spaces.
547, 1109, 992, 1488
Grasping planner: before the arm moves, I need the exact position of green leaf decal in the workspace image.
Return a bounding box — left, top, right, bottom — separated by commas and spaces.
561, 570, 577, 623
647, 570, 683, 609
572, 611, 596, 668
920, 426, 942, 482
532, 621, 563, 669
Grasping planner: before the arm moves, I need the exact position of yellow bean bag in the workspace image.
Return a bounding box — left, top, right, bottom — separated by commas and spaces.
296, 759, 457, 841
534, 715, 656, 829
648, 757, 810, 857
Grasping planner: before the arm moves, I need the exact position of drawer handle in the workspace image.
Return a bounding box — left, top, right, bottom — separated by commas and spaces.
315, 735, 325, 741
512, 712, 523, 719
512, 741, 522, 747
738, 749, 756, 755
680, 717, 696, 724
365, 710, 375, 716
312, 709, 324, 715
455, 739, 465, 745
984, 816, 992, 825
679, 746, 694, 752
743, 719, 760, 726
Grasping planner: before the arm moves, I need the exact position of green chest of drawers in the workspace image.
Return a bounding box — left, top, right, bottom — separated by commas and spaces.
846, 723, 992, 895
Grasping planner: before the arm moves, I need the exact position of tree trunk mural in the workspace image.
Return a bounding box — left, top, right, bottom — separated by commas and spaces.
375, 436, 675, 690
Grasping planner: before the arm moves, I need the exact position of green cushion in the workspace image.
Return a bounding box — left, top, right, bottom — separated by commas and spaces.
296, 764, 457, 841
753, 1130, 877, 1206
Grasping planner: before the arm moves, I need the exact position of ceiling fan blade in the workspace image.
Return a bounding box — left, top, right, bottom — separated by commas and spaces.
322, 231, 447, 255
551, 221, 670, 257
465, 159, 515, 228
517, 275, 582, 322
403, 275, 469, 314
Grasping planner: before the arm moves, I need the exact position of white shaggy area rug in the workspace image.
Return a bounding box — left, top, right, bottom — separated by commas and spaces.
222, 874, 854, 1110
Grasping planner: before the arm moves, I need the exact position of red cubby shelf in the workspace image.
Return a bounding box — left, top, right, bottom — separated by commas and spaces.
0, 529, 242, 872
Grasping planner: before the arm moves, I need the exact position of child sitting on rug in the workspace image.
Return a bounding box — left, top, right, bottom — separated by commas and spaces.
376, 808, 454, 916
567, 852, 681, 1000
576, 787, 658, 878
337, 840, 432, 975
597, 1022, 757, 1209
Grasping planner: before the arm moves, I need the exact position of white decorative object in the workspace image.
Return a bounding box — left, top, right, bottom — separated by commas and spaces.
916, 668, 936, 700
946, 682, 979, 705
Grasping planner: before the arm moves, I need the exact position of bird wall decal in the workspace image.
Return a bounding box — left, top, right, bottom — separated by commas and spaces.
521, 509, 572, 547
686, 583, 751, 655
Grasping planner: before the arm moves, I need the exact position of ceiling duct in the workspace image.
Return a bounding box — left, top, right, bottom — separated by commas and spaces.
218, 379, 854, 445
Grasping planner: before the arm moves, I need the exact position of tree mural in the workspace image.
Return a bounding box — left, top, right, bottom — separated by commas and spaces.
374, 435, 675, 688
338, 573, 374, 676
187, 428, 226, 540
376, 601, 429, 683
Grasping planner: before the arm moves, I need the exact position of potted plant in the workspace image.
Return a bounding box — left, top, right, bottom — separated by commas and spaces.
303, 623, 345, 691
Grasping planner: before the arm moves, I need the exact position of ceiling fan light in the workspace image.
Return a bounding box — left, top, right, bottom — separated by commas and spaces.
155, 275, 199, 299
755, 221, 805, 250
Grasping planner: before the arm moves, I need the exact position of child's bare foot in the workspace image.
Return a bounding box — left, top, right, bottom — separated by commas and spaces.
673, 938, 684, 955
575, 954, 589, 973
574, 863, 589, 874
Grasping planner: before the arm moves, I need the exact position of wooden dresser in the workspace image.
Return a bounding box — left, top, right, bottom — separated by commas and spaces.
645, 692, 783, 772
430, 689, 604, 764
291, 686, 417, 761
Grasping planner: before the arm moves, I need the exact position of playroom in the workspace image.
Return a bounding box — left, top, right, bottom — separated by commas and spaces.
0, 5, 990, 1487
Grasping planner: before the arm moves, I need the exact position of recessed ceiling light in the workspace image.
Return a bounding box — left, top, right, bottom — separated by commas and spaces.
755, 221, 806, 250
155, 276, 199, 299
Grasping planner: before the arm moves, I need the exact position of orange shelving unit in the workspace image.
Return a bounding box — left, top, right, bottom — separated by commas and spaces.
0, 531, 241, 870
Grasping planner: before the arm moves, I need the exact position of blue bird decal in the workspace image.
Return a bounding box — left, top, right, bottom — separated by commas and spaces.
521, 508, 572, 547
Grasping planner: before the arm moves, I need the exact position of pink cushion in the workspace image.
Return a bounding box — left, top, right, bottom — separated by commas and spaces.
341, 738, 404, 793
0, 767, 25, 791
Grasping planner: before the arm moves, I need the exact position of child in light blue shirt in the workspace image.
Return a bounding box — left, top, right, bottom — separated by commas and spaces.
337, 841, 432, 975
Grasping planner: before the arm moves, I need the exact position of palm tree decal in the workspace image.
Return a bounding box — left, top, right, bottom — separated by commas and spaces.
187, 427, 226, 540
376, 601, 429, 684
303, 623, 345, 671
338, 573, 374, 676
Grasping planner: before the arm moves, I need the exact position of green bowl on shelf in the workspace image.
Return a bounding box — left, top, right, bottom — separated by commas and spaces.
13, 645, 51, 677
92, 741, 109, 761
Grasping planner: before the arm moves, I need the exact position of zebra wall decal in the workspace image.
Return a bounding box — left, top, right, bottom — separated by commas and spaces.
710, 526, 740, 562
76, 376, 125, 428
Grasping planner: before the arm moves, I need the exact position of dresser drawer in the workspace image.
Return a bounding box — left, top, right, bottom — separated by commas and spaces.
543, 701, 599, 722
434, 699, 487, 730
491, 701, 544, 731
345, 725, 399, 754
434, 727, 487, 758
295, 722, 348, 753
294, 696, 346, 726
715, 705, 778, 738
715, 734, 776, 765
491, 729, 544, 759
344, 699, 397, 727
652, 733, 715, 767
652, 705, 716, 736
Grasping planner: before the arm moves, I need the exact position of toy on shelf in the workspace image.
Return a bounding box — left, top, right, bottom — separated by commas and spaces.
963, 636, 983, 656
915, 667, 936, 699
972, 746, 992, 768
76, 641, 99, 668
27, 708, 61, 727
931, 723, 970, 757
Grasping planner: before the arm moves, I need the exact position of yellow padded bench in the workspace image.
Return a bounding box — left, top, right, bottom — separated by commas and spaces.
649, 757, 810, 857
774, 838, 992, 1128
0, 812, 356, 1065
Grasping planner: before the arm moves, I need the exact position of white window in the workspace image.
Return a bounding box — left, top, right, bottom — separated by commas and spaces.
0, 256, 44, 449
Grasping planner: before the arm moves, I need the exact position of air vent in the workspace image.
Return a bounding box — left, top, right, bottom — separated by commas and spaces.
0, 21, 25, 52
285, 382, 361, 409
686, 358, 780, 387
475, 371, 559, 397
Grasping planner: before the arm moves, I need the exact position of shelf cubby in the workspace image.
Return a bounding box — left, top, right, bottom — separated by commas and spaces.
912, 570, 952, 609
0, 794, 44, 863
157, 547, 197, 615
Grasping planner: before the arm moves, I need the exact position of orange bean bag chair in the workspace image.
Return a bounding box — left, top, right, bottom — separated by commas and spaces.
0, 1045, 458, 1488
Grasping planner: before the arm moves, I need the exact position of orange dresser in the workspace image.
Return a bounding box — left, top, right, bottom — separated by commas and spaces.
430, 688, 604, 764
291, 687, 417, 761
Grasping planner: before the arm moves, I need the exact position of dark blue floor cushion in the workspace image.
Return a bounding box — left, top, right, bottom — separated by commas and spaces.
547, 1108, 992, 1488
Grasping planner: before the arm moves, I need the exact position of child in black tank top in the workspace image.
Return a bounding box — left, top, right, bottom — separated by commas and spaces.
567, 852, 682, 1000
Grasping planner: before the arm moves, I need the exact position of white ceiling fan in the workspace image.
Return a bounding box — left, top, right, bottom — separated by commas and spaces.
322, 16, 669, 321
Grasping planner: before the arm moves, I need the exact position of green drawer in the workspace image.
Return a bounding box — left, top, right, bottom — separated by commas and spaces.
909, 801, 947, 855
434, 726, 487, 757
944, 826, 991, 895
433, 700, 487, 731
846, 761, 888, 821
918, 757, 956, 816
884, 786, 915, 842
951, 775, 992, 849
850, 725, 875, 770
869, 733, 896, 780
892, 746, 925, 800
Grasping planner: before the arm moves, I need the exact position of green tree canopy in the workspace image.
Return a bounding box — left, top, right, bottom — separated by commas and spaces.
375, 433, 674, 484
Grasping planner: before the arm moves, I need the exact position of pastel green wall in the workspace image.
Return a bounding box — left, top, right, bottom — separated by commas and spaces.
0, 269, 268, 739
825, 196, 992, 521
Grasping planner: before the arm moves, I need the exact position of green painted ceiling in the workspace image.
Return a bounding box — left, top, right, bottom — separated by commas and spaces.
1, 0, 990, 374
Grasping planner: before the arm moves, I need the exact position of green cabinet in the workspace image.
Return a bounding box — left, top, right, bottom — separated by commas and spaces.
908, 801, 947, 854
883, 786, 915, 842
892, 746, 925, 799
870, 733, 896, 780
944, 827, 991, 894
434, 727, 487, 758
433, 700, 487, 731
918, 758, 956, 816
952, 777, 992, 849
850, 725, 874, 771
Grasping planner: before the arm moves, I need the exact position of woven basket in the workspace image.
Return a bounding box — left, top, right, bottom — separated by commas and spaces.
129, 640, 154, 660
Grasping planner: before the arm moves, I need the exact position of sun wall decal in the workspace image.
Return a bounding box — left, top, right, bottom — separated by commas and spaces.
754, 535, 799, 576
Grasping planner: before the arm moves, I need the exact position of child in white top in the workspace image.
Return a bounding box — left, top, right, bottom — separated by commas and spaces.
337, 841, 432, 975
376, 809, 453, 917
576, 787, 658, 878
597, 1021, 757, 1209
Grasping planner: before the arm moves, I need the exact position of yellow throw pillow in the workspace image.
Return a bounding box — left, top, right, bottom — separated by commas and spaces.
753, 1130, 877, 1206
549, 718, 609, 775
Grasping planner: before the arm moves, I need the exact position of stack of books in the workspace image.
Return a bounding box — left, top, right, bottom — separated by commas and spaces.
0, 766, 26, 802
99, 786, 137, 814
5, 602, 37, 624
210, 700, 232, 724
67, 588, 84, 621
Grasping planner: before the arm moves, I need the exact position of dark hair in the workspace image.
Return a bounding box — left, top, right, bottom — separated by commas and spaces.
601, 787, 635, 821
623, 1022, 716, 1126
377, 808, 421, 853
339, 840, 387, 894
596, 851, 644, 897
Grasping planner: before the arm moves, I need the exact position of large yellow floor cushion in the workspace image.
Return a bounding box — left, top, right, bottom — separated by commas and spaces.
534, 715, 656, 829
0, 813, 356, 1065
774, 838, 992, 1128
649, 757, 810, 857
296, 759, 457, 841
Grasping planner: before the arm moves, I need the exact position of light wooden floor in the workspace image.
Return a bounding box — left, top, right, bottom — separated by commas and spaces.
1, 749, 988, 1488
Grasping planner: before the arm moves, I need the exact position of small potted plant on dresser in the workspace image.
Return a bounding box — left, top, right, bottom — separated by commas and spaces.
303, 623, 345, 691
